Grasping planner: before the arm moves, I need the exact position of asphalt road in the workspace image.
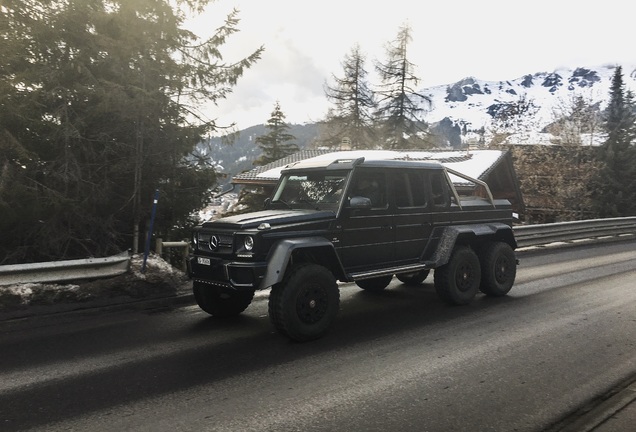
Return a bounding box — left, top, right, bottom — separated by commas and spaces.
1, 241, 635, 432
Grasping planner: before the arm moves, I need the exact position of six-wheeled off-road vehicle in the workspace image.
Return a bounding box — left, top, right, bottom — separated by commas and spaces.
189, 155, 517, 341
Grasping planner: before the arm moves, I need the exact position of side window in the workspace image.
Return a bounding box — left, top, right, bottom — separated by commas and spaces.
351, 171, 387, 208
409, 171, 427, 207
395, 171, 427, 208
430, 171, 450, 208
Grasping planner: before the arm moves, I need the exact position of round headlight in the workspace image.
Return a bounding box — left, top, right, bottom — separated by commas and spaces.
244, 236, 254, 251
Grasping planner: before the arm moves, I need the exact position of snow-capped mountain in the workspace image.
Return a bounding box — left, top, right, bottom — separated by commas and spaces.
201, 64, 636, 181
421, 64, 636, 145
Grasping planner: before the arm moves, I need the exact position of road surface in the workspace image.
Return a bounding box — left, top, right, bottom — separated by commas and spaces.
1, 240, 635, 431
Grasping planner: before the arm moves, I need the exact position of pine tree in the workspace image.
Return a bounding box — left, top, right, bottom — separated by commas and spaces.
253, 102, 299, 166
374, 23, 432, 149
321, 45, 376, 149
0, 0, 262, 263
229, 102, 300, 215
593, 65, 636, 216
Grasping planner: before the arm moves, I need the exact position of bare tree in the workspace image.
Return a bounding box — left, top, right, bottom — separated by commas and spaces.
374, 23, 432, 149
548, 95, 601, 146
321, 44, 377, 149
488, 95, 538, 145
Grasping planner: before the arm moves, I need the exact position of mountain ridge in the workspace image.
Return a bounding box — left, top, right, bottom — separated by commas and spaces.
203, 64, 636, 180
423, 63, 636, 145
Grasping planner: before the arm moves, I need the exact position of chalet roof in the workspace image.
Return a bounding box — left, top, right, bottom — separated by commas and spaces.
232, 149, 506, 185
232, 150, 332, 185
231, 149, 525, 214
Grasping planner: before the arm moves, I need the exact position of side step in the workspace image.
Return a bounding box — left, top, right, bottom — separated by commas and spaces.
349, 262, 433, 281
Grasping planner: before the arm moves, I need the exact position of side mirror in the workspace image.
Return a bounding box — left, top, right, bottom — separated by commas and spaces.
263, 197, 271, 209
348, 196, 372, 208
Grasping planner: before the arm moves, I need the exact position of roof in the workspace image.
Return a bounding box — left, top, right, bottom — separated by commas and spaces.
232, 149, 507, 185
231, 150, 330, 185
231, 149, 525, 214
281, 156, 446, 172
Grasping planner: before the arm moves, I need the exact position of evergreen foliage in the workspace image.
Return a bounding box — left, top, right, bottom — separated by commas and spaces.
0, 0, 262, 263
594, 66, 636, 217
253, 102, 298, 166
232, 102, 298, 214
321, 45, 377, 149
374, 23, 432, 149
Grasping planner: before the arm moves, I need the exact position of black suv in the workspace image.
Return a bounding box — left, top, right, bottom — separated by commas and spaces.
189, 156, 517, 341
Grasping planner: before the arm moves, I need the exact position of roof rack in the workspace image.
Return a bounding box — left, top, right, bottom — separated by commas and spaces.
327, 157, 365, 168
445, 166, 496, 208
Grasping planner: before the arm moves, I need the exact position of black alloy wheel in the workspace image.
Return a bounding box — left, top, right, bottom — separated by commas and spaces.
479, 242, 516, 296
193, 282, 254, 317
434, 246, 481, 305
268, 263, 340, 342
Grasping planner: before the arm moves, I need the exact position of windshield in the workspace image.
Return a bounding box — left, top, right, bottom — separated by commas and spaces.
270, 170, 349, 211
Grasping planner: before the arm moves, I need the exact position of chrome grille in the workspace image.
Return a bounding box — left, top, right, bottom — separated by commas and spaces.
198, 233, 234, 253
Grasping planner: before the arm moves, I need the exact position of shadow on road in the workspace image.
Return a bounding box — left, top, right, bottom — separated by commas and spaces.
0, 280, 521, 431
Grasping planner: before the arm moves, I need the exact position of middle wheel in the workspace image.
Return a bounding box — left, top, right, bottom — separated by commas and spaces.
434, 246, 481, 305
396, 270, 430, 286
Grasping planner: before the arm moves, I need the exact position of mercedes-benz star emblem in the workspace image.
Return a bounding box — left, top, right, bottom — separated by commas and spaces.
209, 235, 219, 250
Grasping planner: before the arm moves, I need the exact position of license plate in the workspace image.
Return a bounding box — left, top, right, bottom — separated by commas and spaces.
197, 257, 211, 266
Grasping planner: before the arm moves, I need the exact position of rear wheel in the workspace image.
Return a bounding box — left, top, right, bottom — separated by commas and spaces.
396, 270, 430, 286
355, 275, 393, 292
193, 282, 254, 317
479, 242, 516, 296
434, 246, 481, 305
268, 263, 340, 342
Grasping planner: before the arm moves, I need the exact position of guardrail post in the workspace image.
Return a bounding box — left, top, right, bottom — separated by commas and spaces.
154, 238, 188, 272
180, 239, 187, 272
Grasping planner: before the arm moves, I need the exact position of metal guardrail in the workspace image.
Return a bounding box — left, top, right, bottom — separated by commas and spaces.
0, 251, 130, 286
155, 238, 189, 272
0, 218, 634, 286
514, 217, 636, 248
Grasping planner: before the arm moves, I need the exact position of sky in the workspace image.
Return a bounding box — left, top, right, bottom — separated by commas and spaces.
186, 0, 636, 133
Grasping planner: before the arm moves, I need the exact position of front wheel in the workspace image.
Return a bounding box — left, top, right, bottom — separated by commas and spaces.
268, 263, 340, 342
355, 275, 393, 292
434, 246, 481, 305
193, 282, 254, 317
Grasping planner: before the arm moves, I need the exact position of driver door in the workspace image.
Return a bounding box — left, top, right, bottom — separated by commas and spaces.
334, 169, 393, 272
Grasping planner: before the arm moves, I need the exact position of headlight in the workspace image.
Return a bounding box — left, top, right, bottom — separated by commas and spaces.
244, 236, 254, 251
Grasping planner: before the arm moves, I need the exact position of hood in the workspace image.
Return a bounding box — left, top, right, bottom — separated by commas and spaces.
201, 209, 335, 230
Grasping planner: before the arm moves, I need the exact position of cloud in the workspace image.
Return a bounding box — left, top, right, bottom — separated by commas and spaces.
207, 36, 329, 128
191, 0, 636, 131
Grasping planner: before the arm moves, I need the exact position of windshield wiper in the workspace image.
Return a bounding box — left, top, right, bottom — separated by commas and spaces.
271, 198, 292, 209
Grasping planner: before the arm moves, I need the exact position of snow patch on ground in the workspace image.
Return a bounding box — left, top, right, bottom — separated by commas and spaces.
0, 253, 191, 318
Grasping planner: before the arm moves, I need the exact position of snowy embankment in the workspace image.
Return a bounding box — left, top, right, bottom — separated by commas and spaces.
0, 254, 191, 320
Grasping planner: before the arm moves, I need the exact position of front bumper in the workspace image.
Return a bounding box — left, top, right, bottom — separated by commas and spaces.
188, 256, 267, 291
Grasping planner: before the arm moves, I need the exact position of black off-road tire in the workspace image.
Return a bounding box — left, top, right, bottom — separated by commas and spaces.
193, 282, 254, 317
355, 275, 393, 292
396, 270, 430, 286
434, 246, 481, 305
268, 263, 340, 342
479, 242, 516, 297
